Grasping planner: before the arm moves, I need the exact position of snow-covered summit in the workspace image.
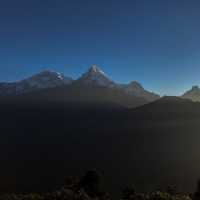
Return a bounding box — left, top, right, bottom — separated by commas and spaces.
87, 65, 108, 76
78, 65, 116, 87
25, 70, 73, 87
0, 70, 73, 96
30, 70, 65, 80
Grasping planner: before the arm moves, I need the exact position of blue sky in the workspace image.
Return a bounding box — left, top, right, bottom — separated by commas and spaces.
0, 0, 200, 95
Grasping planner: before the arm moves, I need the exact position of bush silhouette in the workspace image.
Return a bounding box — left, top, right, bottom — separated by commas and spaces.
79, 169, 102, 197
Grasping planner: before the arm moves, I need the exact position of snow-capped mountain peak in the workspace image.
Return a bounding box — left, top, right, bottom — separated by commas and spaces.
31, 70, 65, 80
26, 70, 72, 84
23, 70, 73, 89
88, 65, 108, 76
0, 70, 73, 96
78, 65, 116, 87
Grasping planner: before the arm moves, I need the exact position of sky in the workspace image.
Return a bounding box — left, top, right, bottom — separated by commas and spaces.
0, 0, 200, 95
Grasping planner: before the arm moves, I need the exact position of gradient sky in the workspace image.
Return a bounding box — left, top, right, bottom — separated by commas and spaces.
1, 0, 200, 95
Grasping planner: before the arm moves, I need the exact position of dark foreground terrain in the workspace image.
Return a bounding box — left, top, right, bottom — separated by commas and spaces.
0, 96, 200, 196
0, 169, 196, 200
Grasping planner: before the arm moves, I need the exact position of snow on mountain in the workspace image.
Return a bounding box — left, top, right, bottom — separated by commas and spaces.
0, 65, 160, 103
0, 70, 73, 96
23, 70, 73, 89
77, 65, 116, 87
77, 65, 159, 101
182, 85, 200, 101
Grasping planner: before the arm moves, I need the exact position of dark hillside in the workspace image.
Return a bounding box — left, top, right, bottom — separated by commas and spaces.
0, 97, 200, 196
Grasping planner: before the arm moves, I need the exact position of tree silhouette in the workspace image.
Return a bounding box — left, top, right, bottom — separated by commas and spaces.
79, 169, 102, 197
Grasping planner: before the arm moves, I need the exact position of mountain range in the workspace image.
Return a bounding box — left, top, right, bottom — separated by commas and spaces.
1, 65, 200, 106
0, 65, 160, 108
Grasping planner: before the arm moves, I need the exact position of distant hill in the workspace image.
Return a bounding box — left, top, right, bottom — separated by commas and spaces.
182, 86, 200, 101
130, 96, 200, 119
120, 81, 160, 101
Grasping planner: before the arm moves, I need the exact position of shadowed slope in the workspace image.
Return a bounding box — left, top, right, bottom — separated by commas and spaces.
0, 97, 199, 195
0, 83, 148, 108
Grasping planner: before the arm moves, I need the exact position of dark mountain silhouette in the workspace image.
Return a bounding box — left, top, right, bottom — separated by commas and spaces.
131, 96, 200, 119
